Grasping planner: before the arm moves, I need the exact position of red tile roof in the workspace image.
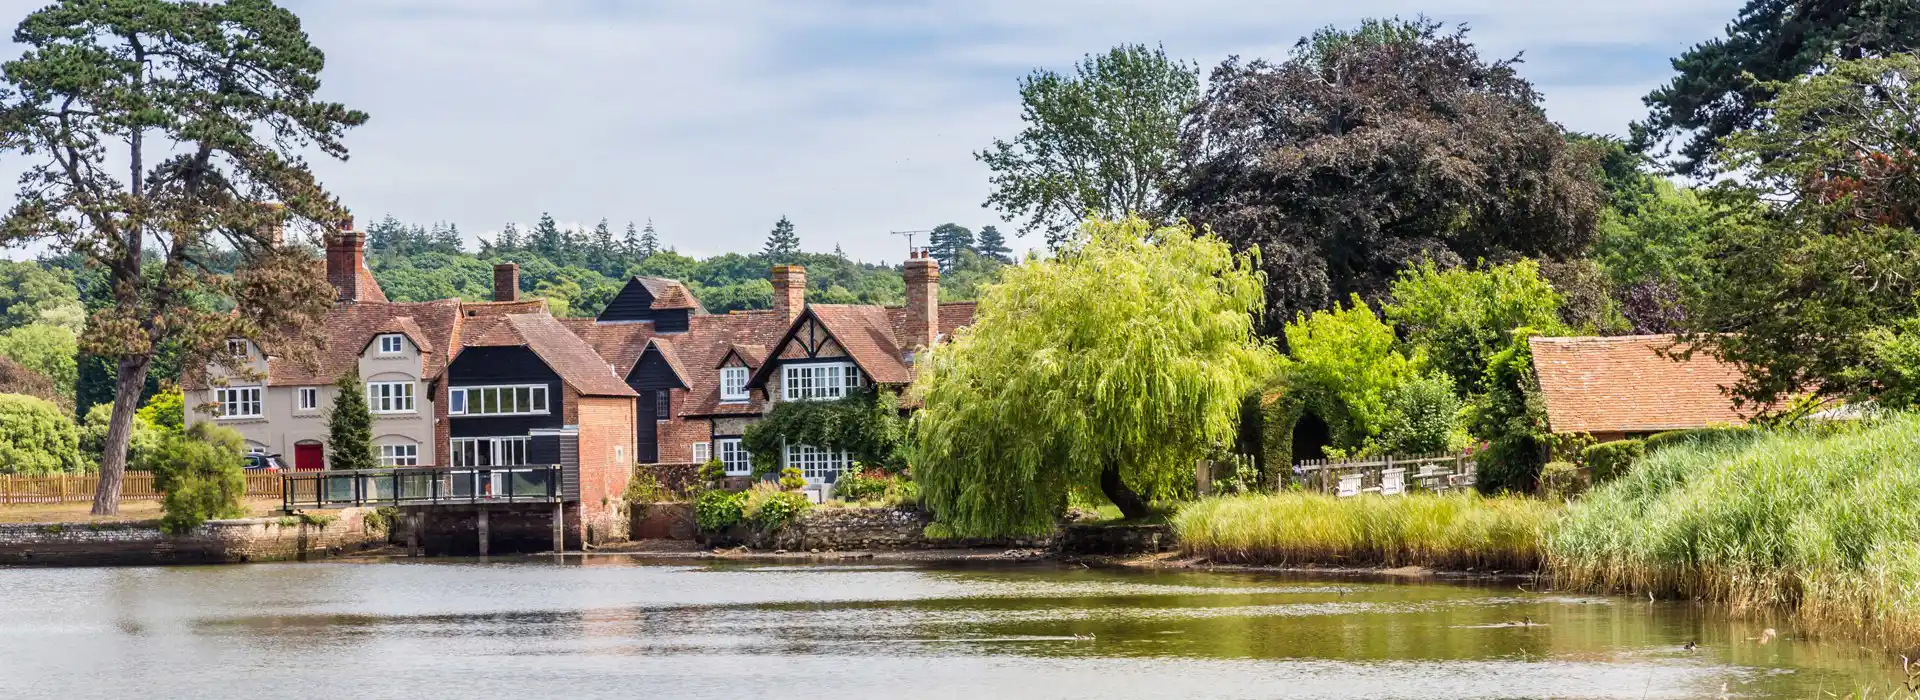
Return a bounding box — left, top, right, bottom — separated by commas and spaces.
676, 310, 793, 418
267, 300, 461, 386
636, 277, 705, 312
1529, 335, 1756, 435
463, 314, 637, 397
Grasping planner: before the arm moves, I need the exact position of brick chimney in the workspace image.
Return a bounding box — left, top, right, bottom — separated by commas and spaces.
493, 263, 520, 302
325, 216, 368, 304
771, 264, 806, 322
258, 202, 285, 246
903, 251, 940, 349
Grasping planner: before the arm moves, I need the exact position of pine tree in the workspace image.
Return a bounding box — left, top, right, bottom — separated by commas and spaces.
763, 215, 800, 262
639, 219, 660, 258
496, 222, 522, 252
326, 370, 377, 471
430, 222, 464, 254
368, 215, 408, 255
589, 218, 616, 274
928, 222, 975, 269
532, 212, 564, 259
977, 225, 1013, 264
621, 221, 642, 264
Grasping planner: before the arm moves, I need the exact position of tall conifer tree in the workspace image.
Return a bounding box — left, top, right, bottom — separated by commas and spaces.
763, 216, 800, 262
326, 371, 376, 471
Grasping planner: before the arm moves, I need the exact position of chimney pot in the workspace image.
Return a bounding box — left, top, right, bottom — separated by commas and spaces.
493, 263, 520, 303
771, 265, 806, 322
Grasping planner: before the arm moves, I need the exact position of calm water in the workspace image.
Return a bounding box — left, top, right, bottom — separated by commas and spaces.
0, 557, 1901, 699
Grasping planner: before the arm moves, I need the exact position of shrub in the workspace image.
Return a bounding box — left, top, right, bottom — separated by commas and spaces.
694, 489, 746, 532
778, 466, 806, 492
623, 467, 671, 504
0, 393, 83, 475
1580, 439, 1644, 483
1375, 373, 1464, 455
740, 482, 811, 532
1475, 436, 1542, 495
697, 459, 728, 489
833, 468, 891, 502
150, 423, 249, 534
1642, 426, 1751, 453
1539, 461, 1586, 500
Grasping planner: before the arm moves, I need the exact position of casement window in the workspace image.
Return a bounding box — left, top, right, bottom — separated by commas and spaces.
692, 442, 712, 463
450, 436, 532, 467
720, 367, 749, 402
377, 334, 404, 355
781, 362, 862, 401
378, 443, 419, 467
655, 391, 670, 422
366, 381, 416, 414
214, 386, 263, 419
450, 384, 549, 417
784, 443, 852, 484
717, 438, 751, 476
297, 387, 320, 411
226, 339, 248, 358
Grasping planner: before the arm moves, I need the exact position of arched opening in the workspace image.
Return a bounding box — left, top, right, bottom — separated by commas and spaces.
1291, 410, 1333, 464
293, 440, 325, 471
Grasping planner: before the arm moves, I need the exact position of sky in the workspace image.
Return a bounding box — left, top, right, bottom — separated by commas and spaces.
0, 0, 1741, 264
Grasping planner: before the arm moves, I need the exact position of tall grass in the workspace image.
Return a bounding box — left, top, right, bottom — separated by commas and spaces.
1548, 415, 1920, 645
1172, 491, 1555, 571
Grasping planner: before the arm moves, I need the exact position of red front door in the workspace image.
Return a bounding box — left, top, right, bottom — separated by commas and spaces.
294, 442, 325, 471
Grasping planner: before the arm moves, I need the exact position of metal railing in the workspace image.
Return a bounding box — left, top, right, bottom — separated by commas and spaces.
281, 466, 564, 510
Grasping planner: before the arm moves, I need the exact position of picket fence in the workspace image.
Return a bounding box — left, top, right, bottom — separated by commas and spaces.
0, 472, 284, 505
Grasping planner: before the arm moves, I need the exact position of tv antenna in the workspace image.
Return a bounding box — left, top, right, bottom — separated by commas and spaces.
892, 229, 931, 257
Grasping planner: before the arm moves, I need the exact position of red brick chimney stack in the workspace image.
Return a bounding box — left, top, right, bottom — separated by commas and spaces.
771, 264, 806, 322
903, 250, 940, 349
493, 263, 520, 302
325, 216, 368, 304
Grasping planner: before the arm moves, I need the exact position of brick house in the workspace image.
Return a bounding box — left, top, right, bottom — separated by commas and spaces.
1529, 335, 1758, 443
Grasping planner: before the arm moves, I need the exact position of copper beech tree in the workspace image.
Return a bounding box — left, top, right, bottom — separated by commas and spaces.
0, 0, 365, 514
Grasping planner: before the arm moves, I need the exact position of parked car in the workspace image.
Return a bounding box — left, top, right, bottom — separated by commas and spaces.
243, 453, 286, 472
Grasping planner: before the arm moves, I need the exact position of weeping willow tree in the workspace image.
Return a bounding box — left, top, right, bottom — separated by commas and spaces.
911, 216, 1278, 537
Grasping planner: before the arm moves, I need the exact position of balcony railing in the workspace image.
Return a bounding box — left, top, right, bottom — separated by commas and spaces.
281, 466, 563, 510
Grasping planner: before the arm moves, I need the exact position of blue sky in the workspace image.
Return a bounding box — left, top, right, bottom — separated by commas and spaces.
0, 0, 1740, 263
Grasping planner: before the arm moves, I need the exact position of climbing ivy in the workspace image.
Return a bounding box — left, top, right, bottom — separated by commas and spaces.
740, 387, 910, 476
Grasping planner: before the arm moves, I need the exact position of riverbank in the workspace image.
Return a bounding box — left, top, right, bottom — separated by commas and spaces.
0, 507, 388, 566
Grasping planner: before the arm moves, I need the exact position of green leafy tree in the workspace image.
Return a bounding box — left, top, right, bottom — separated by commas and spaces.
1634, 0, 1920, 176
0, 355, 60, 405
620, 221, 642, 263
137, 387, 184, 433
1377, 374, 1464, 455
495, 222, 523, 252
0, 322, 77, 403
150, 422, 248, 534
81, 401, 161, 472
1467, 328, 1553, 494
0, 0, 362, 513
978, 44, 1199, 249
326, 370, 376, 471
762, 215, 800, 262
0, 260, 83, 332
913, 217, 1276, 534
1591, 181, 1722, 333
0, 393, 82, 475
927, 222, 974, 269
1173, 18, 1602, 333
1683, 55, 1920, 409
975, 225, 1013, 264
1385, 260, 1568, 396
1277, 297, 1425, 452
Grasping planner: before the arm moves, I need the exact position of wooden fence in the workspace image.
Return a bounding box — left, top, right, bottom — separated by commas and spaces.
0, 472, 284, 505
1293, 451, 1477, 497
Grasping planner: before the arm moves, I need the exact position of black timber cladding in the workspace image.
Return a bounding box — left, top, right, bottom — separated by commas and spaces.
447, 346, 564, 438
626, 346, 685, 465
560, 434, 580, 501
596, 278, 691, 330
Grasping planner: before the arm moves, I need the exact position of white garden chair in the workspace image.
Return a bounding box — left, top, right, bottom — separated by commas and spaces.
1337, 473, 1362, 498
1380, 468, 1406, 496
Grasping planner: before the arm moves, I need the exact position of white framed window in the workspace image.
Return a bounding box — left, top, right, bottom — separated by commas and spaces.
717, 438, 751, 476
781, 362, 862, 401
297, 387, 319, 411
226, 339, 248, 358
449, 384, 549, 417
377, 334, 404, 355
378, 443, 419, 467
720, 366, 749, 402
214, 386, 262, 419
692, 442, 711, 463
784, 443, 852, 484
450, 436, 532, 467
366, 381, 416, 414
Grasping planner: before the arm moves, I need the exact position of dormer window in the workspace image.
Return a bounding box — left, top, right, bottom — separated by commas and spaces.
377, 334, 404, 355
226, 339, 248, 358
720, 367, 749, 402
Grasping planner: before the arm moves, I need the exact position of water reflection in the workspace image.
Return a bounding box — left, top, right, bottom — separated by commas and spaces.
0, 556, 1898, 699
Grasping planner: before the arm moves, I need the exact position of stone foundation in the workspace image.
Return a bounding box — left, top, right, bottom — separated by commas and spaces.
0, 508, 387, 567
406, 504, 569, 556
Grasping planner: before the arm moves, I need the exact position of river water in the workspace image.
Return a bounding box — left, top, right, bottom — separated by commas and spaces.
0, 557, 1899, 699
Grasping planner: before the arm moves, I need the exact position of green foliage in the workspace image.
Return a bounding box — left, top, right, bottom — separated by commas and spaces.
622, 468, 672, 504
975, 225, 1013, 265
136, 388, 185, 433
1386, 260, 1567, 395
832, 468, 891, 502
1590, 181, 1719, 332
1684, 55, 1920, 411
694, 489, 746, 532
740, 482, 812, 532
81, 402, 161, 472
1468, 328, 1553, 495
1277, 297, 1424, 453
1376, 374, 1465, 456
0, 260, 83, 332
978, 44, 1199, 248
762, 216, 801, 263
1641, 426, 1754, 454
0, 393, 82, 475
150, 423, 249, 535
927, 223, 975, 269
741, 388, 910, 474
698, 459, 728, 489
777, 467, 806, 492
913, 217, 1278, 536
1580, 439, 1645, 484
1549, 415, 1920, 645
1539, 461, 1586, 500
0, 322, 77, 404
1857, 316, 1920, 409
325, 371, 376, 471
1173, 491, 1554, 570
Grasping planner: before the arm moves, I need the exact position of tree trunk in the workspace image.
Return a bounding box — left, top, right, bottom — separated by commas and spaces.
89, 355, 153, 516
1099, 463, 1152, 521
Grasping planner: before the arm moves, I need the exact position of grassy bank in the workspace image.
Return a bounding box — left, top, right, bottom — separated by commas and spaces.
1172, 491, 1554, 571
1548, 415, 1920, 645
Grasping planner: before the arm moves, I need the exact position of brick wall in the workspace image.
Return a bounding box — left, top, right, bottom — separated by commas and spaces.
575, 395, 637, 545
0, 508, 387, 567
657, 399, 712, 463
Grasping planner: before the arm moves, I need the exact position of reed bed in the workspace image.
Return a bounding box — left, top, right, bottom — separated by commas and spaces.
1547, 415, 1920, 646
1171, 491, 1555, 571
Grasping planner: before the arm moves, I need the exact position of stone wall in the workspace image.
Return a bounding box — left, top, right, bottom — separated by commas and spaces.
0, 508, 387, 567
764, 507, 936, 550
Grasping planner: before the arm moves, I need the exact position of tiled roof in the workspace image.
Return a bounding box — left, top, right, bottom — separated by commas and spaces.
649, 336, 692, 387
464, 314, 637, 397
676, 310, 792, 418
1530, 335, 1755, 435
267, 300, 461, 386
808, 304, 912, 384
636, 277, 706, 312
557, 318, 656, 377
